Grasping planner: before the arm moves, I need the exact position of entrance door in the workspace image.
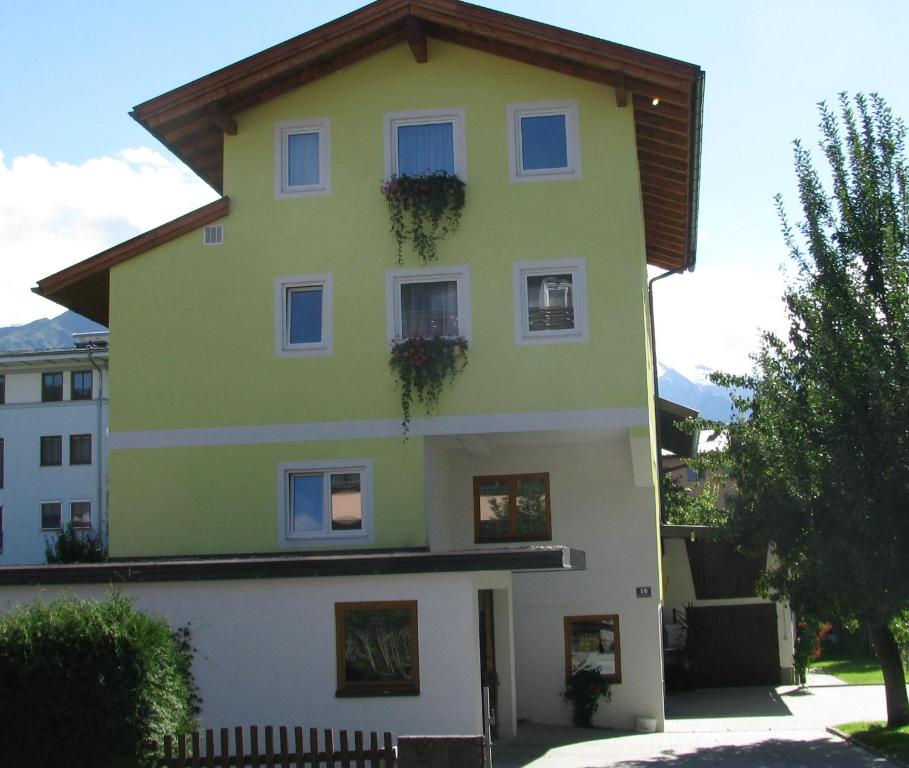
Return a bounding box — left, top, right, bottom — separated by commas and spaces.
478, 590, 499, 738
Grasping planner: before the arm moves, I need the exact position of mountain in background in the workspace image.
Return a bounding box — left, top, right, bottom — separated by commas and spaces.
657, 362, 737, 422
0, 311, 107, 352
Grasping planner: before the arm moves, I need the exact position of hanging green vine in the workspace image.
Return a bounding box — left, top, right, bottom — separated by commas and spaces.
382, 171, 466, 263
389, 336, 468, 435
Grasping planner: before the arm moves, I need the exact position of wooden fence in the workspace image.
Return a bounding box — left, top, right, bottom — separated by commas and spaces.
157, 725, 395, 767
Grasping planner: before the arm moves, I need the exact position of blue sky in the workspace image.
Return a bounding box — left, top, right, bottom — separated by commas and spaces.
2, 0, 908, 377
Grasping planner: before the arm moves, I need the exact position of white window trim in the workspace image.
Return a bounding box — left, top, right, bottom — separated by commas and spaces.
70, 499, 93, 529
274, 274, 333, 358
276, 459, 374, 546
507, 100, 581, 183
386, 265, 472, 346
383, 108, 467, 181
513, 258, 589, 345
40, 500, 62, 531
274, 118, 332, 198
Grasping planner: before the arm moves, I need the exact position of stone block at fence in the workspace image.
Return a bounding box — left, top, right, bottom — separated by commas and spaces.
397, 735, 485, 768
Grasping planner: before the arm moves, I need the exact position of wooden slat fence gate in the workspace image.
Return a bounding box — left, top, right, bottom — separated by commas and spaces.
156, 726, 396, 768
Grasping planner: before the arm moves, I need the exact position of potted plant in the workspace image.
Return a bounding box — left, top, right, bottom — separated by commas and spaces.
382, 171, 465, 263
389, 335, 468, 435
563, 669, 611, 727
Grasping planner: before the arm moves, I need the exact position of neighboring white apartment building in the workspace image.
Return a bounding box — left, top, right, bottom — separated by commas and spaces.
0, 333, 109, 564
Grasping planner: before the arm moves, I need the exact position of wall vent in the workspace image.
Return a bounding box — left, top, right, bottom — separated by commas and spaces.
203, 224, 224, 246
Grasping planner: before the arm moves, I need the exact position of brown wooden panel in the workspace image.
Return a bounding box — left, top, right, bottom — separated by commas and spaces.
686, 540, 764, 599
687, 604, 780, 687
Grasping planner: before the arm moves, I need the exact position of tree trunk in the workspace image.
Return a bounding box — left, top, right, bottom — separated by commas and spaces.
868, 621, 909, 727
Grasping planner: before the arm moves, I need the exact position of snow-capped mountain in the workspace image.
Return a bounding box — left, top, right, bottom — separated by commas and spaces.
657, 362, 737, 422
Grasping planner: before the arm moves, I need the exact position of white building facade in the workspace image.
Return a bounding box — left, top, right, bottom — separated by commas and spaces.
0, 334, 109, 564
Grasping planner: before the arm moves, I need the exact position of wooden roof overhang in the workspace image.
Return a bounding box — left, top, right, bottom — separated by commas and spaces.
34, 0, 703, 323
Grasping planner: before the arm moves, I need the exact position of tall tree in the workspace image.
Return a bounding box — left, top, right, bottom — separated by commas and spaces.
711, 93, 909, 726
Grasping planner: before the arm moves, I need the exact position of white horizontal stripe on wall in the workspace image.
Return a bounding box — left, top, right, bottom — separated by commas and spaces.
109, 408, 649, 451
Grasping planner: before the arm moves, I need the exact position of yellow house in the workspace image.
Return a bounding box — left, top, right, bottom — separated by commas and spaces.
27, 0, 704, 738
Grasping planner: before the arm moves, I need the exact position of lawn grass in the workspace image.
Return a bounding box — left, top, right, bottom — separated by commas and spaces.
811, 652, 885, 684
837, 721, 909, 763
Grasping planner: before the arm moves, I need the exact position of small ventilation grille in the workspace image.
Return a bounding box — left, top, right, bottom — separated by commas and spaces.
203, 224, 224, 246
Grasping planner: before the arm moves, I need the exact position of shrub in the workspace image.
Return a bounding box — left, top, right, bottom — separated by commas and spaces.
0, 592, 199, 768
563, 669, 611, 727
45, 523, 106, 563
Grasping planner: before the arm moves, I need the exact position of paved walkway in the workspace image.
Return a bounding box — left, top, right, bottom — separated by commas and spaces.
492, 672, 901, 767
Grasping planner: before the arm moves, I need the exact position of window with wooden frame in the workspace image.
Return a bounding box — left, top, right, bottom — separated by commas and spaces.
564, 614, 621, 684
335, 601, 419, 697
474, 472, 551, 543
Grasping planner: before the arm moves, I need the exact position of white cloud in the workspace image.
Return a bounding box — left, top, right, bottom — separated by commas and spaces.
0, 148, 217, 326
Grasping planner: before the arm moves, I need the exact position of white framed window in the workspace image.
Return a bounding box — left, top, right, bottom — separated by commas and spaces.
40, 501, 62, 531
277, 459, 373, 545
274, 274, 333, 357
274, 118, 331, 198
70, 500, 92, 529
387, 265, 471, 344
384, 108, 467, 180
507, 100, 581, 182
513, 258, 589, 345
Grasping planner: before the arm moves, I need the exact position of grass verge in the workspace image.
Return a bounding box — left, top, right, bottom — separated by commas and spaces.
812, 653, 884, 684
837, 721, 909, 763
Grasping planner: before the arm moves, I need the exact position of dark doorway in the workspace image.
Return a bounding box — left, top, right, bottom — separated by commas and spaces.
478, 589, 499, 738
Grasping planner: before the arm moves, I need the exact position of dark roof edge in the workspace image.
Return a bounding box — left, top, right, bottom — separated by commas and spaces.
0, 546, 585, 586
685, 69, 706, 271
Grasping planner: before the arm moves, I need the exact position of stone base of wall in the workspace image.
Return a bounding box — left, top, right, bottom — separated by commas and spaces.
398, 735, 486, 768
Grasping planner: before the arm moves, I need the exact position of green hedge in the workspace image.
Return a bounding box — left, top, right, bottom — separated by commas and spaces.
0, 592, 198, 768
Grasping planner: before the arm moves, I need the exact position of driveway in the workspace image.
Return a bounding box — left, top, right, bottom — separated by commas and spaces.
492, 672, 901, 767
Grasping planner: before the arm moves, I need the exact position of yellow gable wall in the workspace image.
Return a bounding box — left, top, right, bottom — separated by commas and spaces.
110, 40, 650, 433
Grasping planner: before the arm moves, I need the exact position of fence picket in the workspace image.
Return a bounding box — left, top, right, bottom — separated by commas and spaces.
324, 729, 334, 766
294, 726, 304, 768
250, 725, 260, 768
235, 727, 245, 768
192, 731, 202, 768
383, 733, 394, 767
220, 729, 230, 768
264, 725, 275, 768
354, 731, 365, 768
368, 732, 379, 768
178, 733, 188, 766
309, 727, 319, 768
339, 729, 350, 768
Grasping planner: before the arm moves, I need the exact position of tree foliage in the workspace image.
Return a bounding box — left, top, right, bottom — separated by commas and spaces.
661, 472, 726, 527
708, 93, 909, 725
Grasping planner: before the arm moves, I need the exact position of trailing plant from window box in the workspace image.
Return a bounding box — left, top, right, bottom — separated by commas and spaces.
389, 335, 468, 435
563, 669, 612, 727
382, 171, 466, 263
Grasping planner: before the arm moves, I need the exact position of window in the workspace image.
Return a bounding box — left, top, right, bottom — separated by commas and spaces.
274, 274, 333, 357
203, 224, 224, 245
70, 434, 92, 465
40, 436, 62, 467
387, 266, 471, 342
41, 501, 62, 531
71, 370, 92, 400
274, 118, 331, 198
70, 501, 92, 529
474, 473, 552, 542
513, 259, 588, 344
42, 372, 63, 402
384, 109, 466, 179
0, 375, 5, 404
335, 601, 419, 696
0, 438, 3, 489
564, 614, 621, 683
277, 460, 373, 545
0, 507, 3, 553
507, 100, 581, 182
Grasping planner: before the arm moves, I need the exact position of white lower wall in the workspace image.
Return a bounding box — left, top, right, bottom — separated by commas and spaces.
426, 438, 664, 731
0, 570, 498, 737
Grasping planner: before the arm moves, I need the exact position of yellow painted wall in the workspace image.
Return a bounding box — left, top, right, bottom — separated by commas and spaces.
107, 40, 654, 555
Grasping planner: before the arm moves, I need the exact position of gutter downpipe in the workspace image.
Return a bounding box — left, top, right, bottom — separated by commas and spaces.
88, 351, 107, 553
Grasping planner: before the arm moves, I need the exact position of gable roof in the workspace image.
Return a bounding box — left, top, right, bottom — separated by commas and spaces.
35, 0, 704, 323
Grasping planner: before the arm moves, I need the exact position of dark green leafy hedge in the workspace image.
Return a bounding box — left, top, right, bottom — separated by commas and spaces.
0, 592, 198, 768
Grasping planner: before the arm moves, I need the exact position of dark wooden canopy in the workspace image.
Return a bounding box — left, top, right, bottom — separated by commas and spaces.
35, 0, 704, 323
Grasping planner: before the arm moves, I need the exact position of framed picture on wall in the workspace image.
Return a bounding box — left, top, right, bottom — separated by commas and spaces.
564, 614, 621, 683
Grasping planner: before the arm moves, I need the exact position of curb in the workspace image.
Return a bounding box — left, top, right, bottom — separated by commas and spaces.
826, 726, 909, 767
